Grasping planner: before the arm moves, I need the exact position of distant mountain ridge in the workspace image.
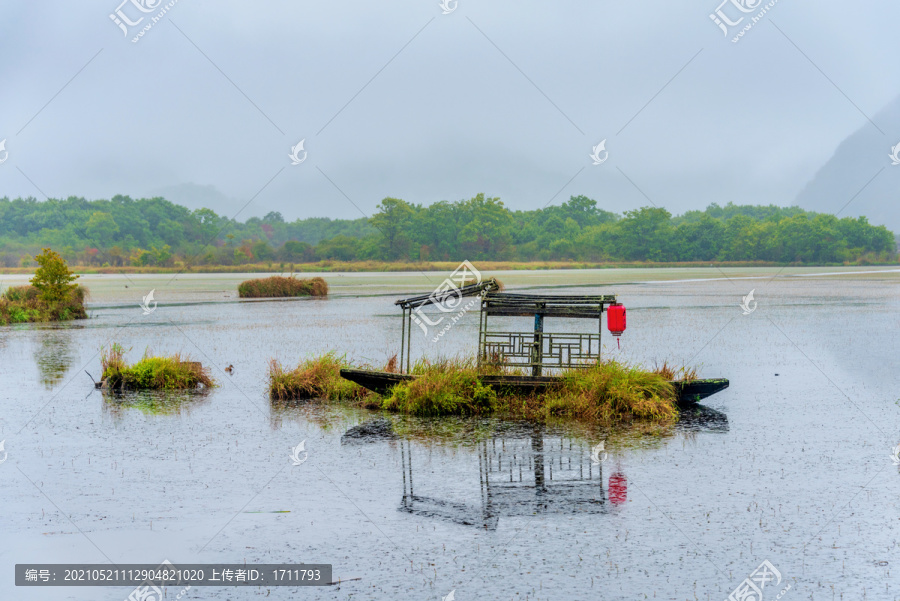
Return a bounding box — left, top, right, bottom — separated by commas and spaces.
795, 94, 900, 231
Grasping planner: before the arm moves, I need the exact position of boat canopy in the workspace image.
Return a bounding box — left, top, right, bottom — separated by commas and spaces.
481, 293, 618, 318
394, 278, 501, 310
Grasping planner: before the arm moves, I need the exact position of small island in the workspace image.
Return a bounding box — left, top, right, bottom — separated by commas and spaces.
100, 343, 215, 390
0, 248, 87, 325
238, 275, 328, 298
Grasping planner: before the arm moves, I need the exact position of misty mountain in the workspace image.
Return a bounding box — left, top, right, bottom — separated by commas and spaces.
796, 95, 900, 231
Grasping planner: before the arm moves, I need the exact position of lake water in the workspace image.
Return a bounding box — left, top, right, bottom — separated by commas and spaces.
1, 267, 899, 600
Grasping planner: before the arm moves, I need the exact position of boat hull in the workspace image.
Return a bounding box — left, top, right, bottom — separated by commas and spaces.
339, 369, 728, 405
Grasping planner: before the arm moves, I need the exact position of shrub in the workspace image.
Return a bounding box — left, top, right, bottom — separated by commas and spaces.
238, 276, 328, 298
31, 248, 79, 302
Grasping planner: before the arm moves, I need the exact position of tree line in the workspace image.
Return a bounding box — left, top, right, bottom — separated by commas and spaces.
0, 193, 895, 267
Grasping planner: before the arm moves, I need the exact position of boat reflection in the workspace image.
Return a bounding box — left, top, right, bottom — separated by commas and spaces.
342, 406, 728, 530
398, 427, 611, 530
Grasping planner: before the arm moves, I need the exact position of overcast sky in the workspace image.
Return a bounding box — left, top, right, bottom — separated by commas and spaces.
1, 0, 898, 227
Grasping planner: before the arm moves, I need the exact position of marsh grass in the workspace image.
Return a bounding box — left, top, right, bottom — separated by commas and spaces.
267, 352, 371, 401
392, 357, 677, 421
537, 361, 678, 422
271, 353, 685, 423
100, 343, 215, 390
238, 276, 328, 298
0, 284, 87, 325
382, 359, 498, 417
652, 360, 698, 382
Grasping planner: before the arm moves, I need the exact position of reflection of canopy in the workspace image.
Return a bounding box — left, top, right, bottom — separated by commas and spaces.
399, 426, 607, 530
338, 411, 729, 530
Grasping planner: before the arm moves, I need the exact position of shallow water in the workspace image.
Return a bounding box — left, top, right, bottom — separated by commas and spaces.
1, 268, 899, 600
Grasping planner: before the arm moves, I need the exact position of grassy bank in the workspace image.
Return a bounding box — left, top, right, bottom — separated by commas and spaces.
0, 285, 87, 325
238, 275, 328, 298
100, 344, 215, 390
267, 354, 681, 423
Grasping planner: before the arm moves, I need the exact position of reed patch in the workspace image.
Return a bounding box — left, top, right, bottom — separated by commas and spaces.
238, 276, 328, 298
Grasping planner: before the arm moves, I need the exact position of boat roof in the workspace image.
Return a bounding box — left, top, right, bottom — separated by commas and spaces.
394, 278, 501, 309
482, 293, 617, 318
395, 280, 617, 318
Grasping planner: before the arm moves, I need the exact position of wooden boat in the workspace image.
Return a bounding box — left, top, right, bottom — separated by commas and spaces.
339, 270, 729, 406
340, 368, 729, 405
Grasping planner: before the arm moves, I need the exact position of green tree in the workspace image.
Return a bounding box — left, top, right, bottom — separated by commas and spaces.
251, 240, 275, 261
31, 248, 79, 301
85, 211, 119, 247
370, 197, 415, 259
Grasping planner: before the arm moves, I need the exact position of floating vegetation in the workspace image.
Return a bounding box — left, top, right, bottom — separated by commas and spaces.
268, 353, 683, 423
100, 343, 215, 390
238, 275, 328, 298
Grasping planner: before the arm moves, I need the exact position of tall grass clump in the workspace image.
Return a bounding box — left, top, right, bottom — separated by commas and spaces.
652, 360, 698, 382
540, 361, 678, 422
100, 344, 215, 390
238, 276, 328, 298
267, 352, 370, 401
382, 358, 497, 417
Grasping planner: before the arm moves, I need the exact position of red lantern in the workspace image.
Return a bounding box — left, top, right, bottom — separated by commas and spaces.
607, 304, 626, 336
